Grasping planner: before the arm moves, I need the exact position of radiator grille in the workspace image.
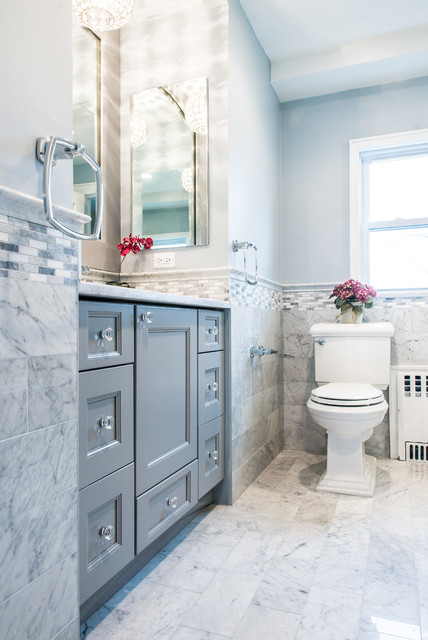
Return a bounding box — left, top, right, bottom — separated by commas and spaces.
392, 367, 428, 461
406, 441, 428, 462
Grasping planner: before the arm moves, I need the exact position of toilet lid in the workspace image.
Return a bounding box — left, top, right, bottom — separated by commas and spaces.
310, 383, 384, 407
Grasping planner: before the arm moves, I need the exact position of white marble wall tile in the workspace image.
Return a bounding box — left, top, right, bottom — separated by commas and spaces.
0, 279, 77, 359
0, 487, 76, 604
0, 553, 77, 640
28, 486, 78, 582
0, 420, 77, 524
27, 354, 77, 431
234, 603, 301, 640
182, 569, 261, 636
0, 358, 27, 440
53, 618, 80, 640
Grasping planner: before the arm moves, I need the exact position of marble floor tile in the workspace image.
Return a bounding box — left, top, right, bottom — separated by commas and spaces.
234, 603, 301, 640
82, 451, 427, 640
182, 570, 262, 636
296, 586, 363, 640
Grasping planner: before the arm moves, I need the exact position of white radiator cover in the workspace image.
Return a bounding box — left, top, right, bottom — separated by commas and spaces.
390, 365, 428, 461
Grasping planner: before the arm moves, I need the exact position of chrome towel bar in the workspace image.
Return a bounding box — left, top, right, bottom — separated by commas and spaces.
250, 345, 279, 358
232, 240, 258, 286
36, 136, 103, 240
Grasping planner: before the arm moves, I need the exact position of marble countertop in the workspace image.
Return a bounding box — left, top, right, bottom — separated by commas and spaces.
78, 281, 230, 309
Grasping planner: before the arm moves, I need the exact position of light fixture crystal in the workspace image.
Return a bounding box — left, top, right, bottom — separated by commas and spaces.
184, 90, 208, 136
72, 0, 135, 32
131, 115, 148, 148
181, 167, 194, 193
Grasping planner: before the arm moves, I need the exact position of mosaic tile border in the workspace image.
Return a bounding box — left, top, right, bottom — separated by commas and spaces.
283, 283, 428, 310
83, 267, 284, 309
0, 188, 79, 285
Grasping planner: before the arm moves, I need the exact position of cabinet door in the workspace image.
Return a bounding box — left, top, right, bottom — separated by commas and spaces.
135, 306, 197, 495
136, 460, 198, 554
79, 365, 134, 489
198, 351, 224, 425
79, 301, 134, 371
198, 309, 224, 352
79, 464, 134, 604
198, 416, 224, 498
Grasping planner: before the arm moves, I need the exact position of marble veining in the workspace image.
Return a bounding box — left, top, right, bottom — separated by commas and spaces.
81, 450, 428, 640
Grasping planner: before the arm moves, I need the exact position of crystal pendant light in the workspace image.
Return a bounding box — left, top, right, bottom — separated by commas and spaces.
130, 114, 148, 148
181, 167, 194, 193
184, 90, 208, 136
72, 0, 135, 32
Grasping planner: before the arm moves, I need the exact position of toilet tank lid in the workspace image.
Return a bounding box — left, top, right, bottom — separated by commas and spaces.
310, 322, 394, 338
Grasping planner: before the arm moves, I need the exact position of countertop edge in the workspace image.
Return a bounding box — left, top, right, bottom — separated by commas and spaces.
78, 281, 231, 309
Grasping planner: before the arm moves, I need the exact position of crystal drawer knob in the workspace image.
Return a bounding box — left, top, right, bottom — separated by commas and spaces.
167, 496, 178, 509
207, 326, 218, 336
209, 450, 219, 462
207, 382, 218, 392
141, 311, 153, 324
99, 327, 114, 342
99, 415, 114, 430
100, 524, 114, 541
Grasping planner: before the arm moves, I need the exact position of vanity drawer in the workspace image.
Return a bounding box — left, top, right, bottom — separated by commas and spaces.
79, 464, 134, 604
198, 416, 224, 498
198, 309, 224, 352
79, 365, 134, 489
198, 351, 224, 425
79, 301, 134, 370
136, 460, 198, 554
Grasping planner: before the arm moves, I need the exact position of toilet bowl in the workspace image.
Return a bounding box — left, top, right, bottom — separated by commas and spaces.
307, 382, 388, 496
307, 323, 394, 497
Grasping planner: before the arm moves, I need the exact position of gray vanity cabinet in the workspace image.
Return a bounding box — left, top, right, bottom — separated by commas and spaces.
135, 305, 198, 496
79, 298, 225, 612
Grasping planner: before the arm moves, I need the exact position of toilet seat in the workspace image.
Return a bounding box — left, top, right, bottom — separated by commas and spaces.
310, 383, 384, 407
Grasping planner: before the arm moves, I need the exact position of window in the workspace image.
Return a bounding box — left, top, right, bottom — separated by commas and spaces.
350, 130, 428, 291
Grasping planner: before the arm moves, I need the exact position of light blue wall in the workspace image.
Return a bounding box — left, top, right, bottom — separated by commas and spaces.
0, 0, 72, 205
228, 0, 281, 284
281, 76, 428, 285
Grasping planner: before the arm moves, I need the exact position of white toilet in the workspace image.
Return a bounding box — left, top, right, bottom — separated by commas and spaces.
306, 322, 394, 497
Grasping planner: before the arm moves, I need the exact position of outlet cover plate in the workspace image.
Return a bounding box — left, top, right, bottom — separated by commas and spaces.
153, 252, 176, 269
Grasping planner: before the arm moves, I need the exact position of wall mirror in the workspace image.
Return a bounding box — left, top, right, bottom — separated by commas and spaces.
72, 23, 101, 234
130, 77, 208, 248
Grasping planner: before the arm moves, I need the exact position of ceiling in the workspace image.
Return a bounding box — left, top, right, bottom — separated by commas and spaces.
239, 0, 428, 102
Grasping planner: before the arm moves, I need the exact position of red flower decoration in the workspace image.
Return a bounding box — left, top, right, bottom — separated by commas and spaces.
117, 235, 153, 257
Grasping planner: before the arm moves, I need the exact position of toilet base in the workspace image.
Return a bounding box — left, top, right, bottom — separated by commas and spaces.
317, 452, 377, 497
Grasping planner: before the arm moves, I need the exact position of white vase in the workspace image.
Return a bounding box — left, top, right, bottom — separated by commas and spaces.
340, 304, 363, 324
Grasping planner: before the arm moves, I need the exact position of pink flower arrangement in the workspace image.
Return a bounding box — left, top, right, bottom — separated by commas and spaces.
117, 235, 153, 256
330, 279, 377, 319
108, 234, 153, 287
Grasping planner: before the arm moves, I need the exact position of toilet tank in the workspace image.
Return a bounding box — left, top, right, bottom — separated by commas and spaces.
310, 322, 394, 389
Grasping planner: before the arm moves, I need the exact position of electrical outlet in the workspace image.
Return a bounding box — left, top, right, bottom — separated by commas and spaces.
153, 252, 176, 269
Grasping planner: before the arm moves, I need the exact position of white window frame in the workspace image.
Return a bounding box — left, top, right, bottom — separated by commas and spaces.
349, 128, 428, 291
